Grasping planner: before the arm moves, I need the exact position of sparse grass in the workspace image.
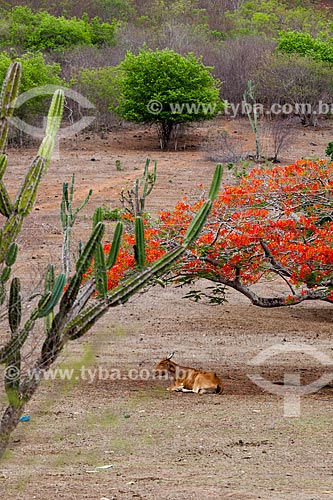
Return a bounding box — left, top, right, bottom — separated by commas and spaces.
85, 408, 119, 429
53, 449, 101, 468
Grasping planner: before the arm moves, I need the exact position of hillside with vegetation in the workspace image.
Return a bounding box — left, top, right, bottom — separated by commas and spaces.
1, 0, 333, 139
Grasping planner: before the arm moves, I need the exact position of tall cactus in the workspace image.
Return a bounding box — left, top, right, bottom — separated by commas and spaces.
61, 175, 92, 277
0, 59, 222, 461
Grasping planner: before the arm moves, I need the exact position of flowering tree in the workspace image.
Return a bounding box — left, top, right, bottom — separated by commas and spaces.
99, 160, 333, 307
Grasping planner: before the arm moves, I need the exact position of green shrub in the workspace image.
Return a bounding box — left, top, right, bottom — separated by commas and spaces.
1, 6, 118, 52
277, 31, 333, 64
225, 0, 330, 38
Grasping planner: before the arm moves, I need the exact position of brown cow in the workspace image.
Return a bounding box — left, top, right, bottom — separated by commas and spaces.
155, 352, 223, 394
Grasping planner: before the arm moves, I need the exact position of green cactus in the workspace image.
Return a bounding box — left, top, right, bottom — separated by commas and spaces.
0, 57, 223, 460
0, 155, 7, 179
0, 61, 21, 153
106, 222, 123, 270
5, 243, 18, 267
8, 277, 21, 334
94, 242, 108, 298
38, 273, 66, 318
61, 174, 92, 277
44, 265, 55, 335
134, 216, 146, 269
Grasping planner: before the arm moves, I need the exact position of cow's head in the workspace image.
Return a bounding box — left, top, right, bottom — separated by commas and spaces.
155, 352, 177, 375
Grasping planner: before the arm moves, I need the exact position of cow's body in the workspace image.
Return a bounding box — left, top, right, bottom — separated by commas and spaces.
155, 354, 223, 394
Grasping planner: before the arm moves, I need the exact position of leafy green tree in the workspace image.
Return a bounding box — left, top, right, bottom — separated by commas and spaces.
115, 48, 224, 149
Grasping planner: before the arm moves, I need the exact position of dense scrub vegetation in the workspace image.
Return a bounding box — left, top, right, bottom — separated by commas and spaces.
1, 0, 333, 138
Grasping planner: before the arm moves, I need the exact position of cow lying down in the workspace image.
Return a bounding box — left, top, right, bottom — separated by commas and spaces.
155, 352, 223, 394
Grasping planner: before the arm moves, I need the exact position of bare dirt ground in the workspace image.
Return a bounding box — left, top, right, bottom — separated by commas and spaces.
1, 117, 333, 500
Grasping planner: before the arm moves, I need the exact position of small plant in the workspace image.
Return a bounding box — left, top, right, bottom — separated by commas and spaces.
121, 159, 157, 217
325, 141, 333, 161
115, 159, 122, 171
102, 206, 122, 221
226, 161, 250, 179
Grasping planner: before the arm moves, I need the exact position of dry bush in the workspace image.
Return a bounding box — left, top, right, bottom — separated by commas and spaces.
198, 0, 243, 31
206, 36, 275, 108
56, 46, 126, 81
255, 53, 333, 126
201, 123, 247, 163
261, 117, 295, 162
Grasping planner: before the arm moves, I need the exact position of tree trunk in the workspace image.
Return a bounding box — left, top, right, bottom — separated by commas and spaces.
0, 404, 22, 460
157, 121, 175, 150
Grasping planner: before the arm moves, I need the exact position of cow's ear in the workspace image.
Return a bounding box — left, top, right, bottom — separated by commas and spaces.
167, 352, 175, 360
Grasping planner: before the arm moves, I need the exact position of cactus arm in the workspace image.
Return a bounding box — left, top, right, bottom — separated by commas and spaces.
76, 222, 105, 276
208, 164, 223, 201
8, 277, 21, 335
0, 214, 23, 262
94, 242, 108, 298
61, 175, 93, 277
0, 61, 22, 153
142, 159, 157, 198
44, 265, 55, 334
183, 201, 212, 245
134, 216, 145, 269
38, 273, 66, 318
106, 221, 123, 269
0, 237, 17, 310
37, 89, 64, 170
0, 89, 64, 264
13, 156, 45, 215
93, 207, 103, 228
0, 181, 13, 217
0, 62, 22, 218
5, 243, 18, 267
74, 188, 92, 218
58, 221, 105, 315
0, 154, 7, 179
